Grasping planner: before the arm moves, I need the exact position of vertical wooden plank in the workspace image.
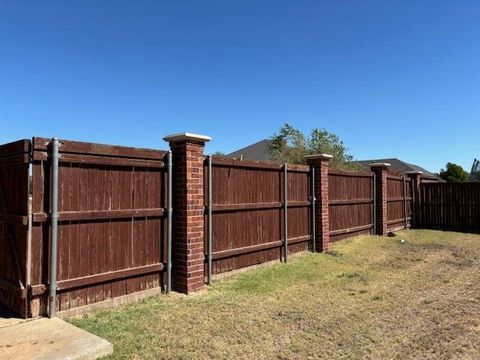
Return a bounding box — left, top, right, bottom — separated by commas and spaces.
86, 166, 96, 305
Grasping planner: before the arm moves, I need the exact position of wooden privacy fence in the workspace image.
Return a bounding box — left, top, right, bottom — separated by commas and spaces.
1, 134, 464, 319
328, 170, 375, 242
417, 182, 480, 233
386, 174, 413, 231
1, 137, 171, 317
204, 158, 312, 278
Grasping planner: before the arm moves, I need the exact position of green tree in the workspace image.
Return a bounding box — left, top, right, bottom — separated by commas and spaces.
268, 124, 307, 164
210, 151, 226, 157
268, 123, 360, 170
439, 162, 469, 182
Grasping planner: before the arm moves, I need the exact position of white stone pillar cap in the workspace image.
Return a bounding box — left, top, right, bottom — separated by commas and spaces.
163, 132, 211, 143
369, 162, 391, 168
304, 154, 333, 161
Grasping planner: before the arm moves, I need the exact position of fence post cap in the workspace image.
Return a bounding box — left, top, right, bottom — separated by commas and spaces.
304, 154, 333, 161
163, 132, 211, 143
369, 162, 391, 168
405, 171, 423, 175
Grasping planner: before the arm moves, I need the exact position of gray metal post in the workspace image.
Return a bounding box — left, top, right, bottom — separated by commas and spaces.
207, 155, 213, 285
283, 164, 288, 262
411, 177, 416, 227
372, 172, 377, 235
403, 176, 408, 229
166, 151, 173, 293
311, 166, 316, 252
48, 137, 59, 318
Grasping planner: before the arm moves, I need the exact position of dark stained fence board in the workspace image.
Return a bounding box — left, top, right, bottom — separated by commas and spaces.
328, 170, 373, 178
32, 208, 165, 222
0, 139, 30, 159
418, 182, 480, 233
211, 157, 310, 172
33, 137, 165, 161
328, 170, 374, 242
33, 151, 165, 169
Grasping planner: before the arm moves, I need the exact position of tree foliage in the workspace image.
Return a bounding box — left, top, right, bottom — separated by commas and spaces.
268, 123, 360, 170
439, 162, 469, 182
210, 151, 226, 157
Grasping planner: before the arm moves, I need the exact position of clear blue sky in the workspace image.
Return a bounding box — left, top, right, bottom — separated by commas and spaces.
1, 1, 479, 173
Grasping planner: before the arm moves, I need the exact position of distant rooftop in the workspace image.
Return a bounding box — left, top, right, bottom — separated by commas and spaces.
227, 140, 440, 180
356, 158, 440, 179
227, 139, 272, 161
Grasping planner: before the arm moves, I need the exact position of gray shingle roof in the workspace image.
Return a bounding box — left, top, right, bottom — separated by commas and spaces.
355, 158, 440, 179
227, 140, 440, 180
227, 139, 273, 161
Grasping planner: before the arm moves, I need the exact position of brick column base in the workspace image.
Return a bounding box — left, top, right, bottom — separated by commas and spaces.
164, 132, 211, 294
371, 163, 391, 236
306, 154, 333, 252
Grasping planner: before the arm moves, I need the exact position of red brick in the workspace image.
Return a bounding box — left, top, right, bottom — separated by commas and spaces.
166, 135, 209, 294
306, 156, 332, 252
371, 164, 390, 236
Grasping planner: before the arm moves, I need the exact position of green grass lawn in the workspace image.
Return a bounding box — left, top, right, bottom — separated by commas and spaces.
71, 230, 480, 359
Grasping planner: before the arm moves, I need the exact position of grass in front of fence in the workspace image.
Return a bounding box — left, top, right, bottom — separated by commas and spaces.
71, 230, 480, 359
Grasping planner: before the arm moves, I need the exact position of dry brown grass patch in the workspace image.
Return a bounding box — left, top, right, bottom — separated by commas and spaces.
71, 230, 480, 359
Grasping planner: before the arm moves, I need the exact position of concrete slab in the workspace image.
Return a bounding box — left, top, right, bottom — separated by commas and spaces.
0, 317, 113, 360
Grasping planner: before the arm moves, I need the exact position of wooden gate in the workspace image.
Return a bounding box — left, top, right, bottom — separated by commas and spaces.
27, 138, 169, 315
0, 138, 170, 317
0, 140, 30, 317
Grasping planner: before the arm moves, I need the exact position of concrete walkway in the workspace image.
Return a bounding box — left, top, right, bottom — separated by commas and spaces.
0, 312, 113, 360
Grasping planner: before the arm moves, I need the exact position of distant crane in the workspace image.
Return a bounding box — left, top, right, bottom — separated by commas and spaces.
470, 158, 480, 181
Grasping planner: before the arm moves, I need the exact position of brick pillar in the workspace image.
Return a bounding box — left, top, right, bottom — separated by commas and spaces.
370, 163, 391, 236
406, 171, 422, 228
164, 132, 211, 294
306, 154, 333, 252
